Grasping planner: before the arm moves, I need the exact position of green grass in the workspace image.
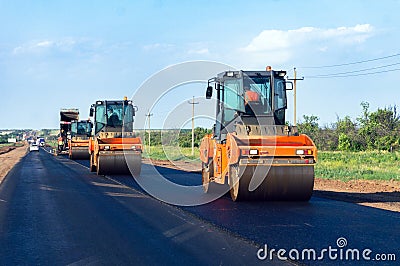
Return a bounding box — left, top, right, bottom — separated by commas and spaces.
143, 145, 201, 163
0, 142, 24, 148
316, 151, 400, 181
46, 140, 58, 149
0, 143, 14, 148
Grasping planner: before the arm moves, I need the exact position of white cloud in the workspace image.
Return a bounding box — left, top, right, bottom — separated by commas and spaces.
35, 40, 53, 48
142, 43, 175, 51
14, 40, 52, 54
238, 24, 374, 67
143, 43, 161, 50
320, 24, 373, 44
318, 46, 328, 52
187, 48, 209, 55
143, 42, 210, 57
243, 29, 292, 52
244, 24, 373, 53
12, 38, 92, 55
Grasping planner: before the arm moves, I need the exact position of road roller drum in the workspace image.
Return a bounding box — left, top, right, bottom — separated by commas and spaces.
69, 148, 90, 160
97, 152, 141, 176
229, 164, 314, 201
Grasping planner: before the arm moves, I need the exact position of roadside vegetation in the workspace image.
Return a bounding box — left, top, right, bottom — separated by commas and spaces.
143, 145, 200, 162
0, 142, 24, 148
298, 102, 400, 181
46, 140, 58, 149
0, 143, 15, 148
298, 102, 400, 152
316, 151, 400, 181
140, 128, 206, 162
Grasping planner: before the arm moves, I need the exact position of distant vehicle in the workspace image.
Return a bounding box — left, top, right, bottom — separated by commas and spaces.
37, 137, 45, 147
29, 143, 39, 152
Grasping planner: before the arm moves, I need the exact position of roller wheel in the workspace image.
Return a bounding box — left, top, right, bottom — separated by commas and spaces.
202, 162, 211, 193
229, 164, 241, 201
90, 153, 96, 172
96, 156, 103, 175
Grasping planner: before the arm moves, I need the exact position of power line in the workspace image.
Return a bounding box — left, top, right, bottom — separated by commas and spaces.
305, 67, 400, 78
145, 112, 153, 153
188, 96, 199, 156
286, 68, 304, 126
305, 62, 400, 77
299, 52, 400, 69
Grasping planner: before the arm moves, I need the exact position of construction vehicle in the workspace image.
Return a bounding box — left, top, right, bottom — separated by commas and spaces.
58, 108, 79, 154
199, 67, 317, 201
68, 120, 93, 159
89, 97, 142, 176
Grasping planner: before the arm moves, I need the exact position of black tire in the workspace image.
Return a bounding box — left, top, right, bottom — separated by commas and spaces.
202, 162, 210, 193
229, 164, 241, 201
96, 155, 102, 175
90, 153, 96, 172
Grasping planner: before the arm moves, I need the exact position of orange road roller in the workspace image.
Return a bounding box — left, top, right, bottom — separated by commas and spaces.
89, 97, 142, 176
68, 120, 92, 160
200, 68, 317, 201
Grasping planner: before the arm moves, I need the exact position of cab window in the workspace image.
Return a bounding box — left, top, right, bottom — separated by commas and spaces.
223, 79, 244, 123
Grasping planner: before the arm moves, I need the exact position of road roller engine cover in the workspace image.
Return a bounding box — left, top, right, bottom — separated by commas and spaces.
200, 67, 317, 201
89, 97, 142, 176
68, 120, 93, 160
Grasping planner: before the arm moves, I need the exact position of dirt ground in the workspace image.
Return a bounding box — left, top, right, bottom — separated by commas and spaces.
313, 178, 400, 212
145, 158, 400, 213
1, 152, 399, 212
0, 143, 28, 184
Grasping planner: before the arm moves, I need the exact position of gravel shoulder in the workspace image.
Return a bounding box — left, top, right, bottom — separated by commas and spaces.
314, 178, 400, 212
0, 144, 28, 184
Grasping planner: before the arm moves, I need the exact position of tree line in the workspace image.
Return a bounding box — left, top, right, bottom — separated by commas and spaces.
297, 102, 400, 151
140, 127, 212, 148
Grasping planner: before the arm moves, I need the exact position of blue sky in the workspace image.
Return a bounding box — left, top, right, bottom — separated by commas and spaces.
1, 0, 400, 129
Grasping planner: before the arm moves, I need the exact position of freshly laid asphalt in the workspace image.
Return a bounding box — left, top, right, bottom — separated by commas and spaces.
0, 150, 283, 265
78, 158, 400, 265
0, 149, 399, 265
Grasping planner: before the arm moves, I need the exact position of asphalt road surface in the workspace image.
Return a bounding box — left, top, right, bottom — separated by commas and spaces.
0, 149, 399, 265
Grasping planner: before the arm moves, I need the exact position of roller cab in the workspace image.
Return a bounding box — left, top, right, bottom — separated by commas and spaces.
89, 97, 142, 176
200, 68, 317, 201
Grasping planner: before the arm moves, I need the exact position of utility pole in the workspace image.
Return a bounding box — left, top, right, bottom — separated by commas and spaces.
145, 112, 153, 153
188, 96, 199, 156
287, 68, 304, 126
